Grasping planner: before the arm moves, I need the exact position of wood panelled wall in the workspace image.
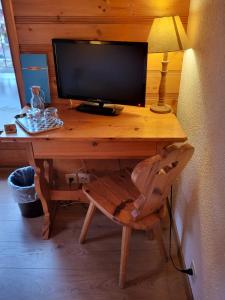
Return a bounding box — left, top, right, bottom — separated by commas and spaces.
12, 0, 189, 111
1, 0, 189, 169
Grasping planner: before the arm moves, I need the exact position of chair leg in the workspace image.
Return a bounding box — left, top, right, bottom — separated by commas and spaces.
152, 221, 168, 262
119, 226, 132, 288
79, 202, 96, 244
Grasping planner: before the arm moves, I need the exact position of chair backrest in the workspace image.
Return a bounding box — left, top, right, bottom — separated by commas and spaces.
130, 143, 194, 220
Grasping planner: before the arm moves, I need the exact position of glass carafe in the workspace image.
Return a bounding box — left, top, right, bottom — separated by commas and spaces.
30, 86, 45, 119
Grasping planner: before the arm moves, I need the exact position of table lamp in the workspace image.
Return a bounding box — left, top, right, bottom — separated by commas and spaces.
148, 16, 190, 113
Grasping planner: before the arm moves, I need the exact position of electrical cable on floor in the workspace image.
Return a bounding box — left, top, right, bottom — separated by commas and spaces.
167, 186, 193, 276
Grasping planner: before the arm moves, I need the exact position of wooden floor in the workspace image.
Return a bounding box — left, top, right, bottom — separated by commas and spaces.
0, 169, 189, 300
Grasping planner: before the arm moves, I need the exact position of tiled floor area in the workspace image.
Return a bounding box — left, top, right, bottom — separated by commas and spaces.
0, 169, 190, 300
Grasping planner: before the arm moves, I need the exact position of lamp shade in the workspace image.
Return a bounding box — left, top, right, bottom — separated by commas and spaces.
148, 16, 190, 53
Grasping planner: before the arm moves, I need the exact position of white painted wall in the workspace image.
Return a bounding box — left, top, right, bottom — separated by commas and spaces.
176, 0, 225, 299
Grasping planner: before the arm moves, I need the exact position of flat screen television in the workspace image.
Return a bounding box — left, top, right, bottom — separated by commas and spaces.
52, 39, 148, 115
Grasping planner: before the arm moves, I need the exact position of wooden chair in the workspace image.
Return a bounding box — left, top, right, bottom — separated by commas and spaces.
79, 144, 194, 288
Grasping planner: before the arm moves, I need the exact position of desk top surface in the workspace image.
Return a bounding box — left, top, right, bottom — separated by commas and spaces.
0, 103, 187, 142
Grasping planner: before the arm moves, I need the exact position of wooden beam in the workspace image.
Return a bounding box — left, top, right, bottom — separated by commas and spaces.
15, 15, 188, 25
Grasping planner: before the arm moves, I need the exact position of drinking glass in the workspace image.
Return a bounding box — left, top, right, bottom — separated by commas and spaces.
44, 107, 58, 120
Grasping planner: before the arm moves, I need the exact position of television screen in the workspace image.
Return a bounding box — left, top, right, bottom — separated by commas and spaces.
52, 39, 148, 107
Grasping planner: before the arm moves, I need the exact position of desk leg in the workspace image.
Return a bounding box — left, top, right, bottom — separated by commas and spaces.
45, 159, 54, 186
45, 159, 57, 234
24, 143, 53, 239
34, 159, 52, 239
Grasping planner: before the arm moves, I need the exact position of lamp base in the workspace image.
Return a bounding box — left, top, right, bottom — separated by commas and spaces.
150, 104, 171, 114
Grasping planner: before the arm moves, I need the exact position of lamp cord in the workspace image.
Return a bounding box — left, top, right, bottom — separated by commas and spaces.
167, 186, 193, 275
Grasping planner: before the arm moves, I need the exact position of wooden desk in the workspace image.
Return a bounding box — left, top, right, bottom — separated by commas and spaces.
0, 104, 187, 239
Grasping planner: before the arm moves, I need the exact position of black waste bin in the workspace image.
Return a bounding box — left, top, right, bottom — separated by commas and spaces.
8, 166, 43, 218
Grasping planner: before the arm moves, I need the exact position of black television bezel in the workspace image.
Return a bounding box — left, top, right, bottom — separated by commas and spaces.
52, 39, 148, 107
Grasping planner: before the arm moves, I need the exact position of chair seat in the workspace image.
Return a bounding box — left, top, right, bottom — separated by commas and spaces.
82, 171, 161, 230
79, 144, 194, 288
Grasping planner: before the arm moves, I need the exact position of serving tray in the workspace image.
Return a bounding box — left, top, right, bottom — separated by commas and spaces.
15, 113, 63, 135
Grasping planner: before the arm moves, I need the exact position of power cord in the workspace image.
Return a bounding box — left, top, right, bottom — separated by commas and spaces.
167, 186, 193, 276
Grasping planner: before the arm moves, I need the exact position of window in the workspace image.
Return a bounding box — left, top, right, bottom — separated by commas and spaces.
0, 3, 13, 71
0, 1, 20, 111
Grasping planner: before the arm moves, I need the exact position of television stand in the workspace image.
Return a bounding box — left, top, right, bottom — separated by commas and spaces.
76, 102, 124, 116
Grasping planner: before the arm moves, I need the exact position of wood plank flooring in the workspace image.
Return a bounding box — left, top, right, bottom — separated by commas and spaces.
0, 169, 189, 300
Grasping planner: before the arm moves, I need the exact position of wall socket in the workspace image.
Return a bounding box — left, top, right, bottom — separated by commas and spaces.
77, 172, 91, 184
65, 172, 90, 185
